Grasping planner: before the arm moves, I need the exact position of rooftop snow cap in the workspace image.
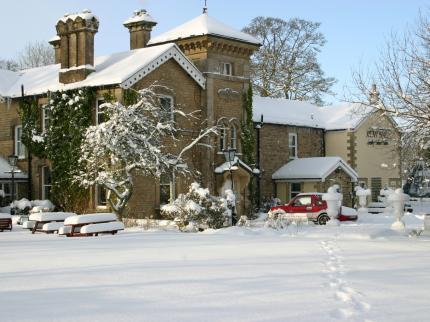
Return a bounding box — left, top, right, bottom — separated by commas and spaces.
56, 9, 99, 84
123, 9, 157, 50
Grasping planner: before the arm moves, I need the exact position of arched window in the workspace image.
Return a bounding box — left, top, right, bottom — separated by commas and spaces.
219, 126, 227, 151
230, 126, 237, 150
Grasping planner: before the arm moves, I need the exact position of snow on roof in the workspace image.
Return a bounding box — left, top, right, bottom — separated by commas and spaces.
0, 156, 28, 180
272, 157, 358, 182
148, 13, 260, 46
1, 43, 205, 98
214, 157, 253, 174
0, 69, 20, 98
124, 9, 157, 25
252, 96, 374, 131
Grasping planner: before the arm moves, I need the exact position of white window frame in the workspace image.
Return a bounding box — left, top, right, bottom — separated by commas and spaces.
41, 166, 52, 200
42, 105, 50, 133
96, 98, 106, 125
221, 62, 232, 76
288, 133, 298, 160
230, 126, 237, 150
15, 125, 26, 159
290, 182, 301, 200
160, 173, 175, 206
159, 95, 174, 122
95, 184, 108, 208
219, 127, 227, 151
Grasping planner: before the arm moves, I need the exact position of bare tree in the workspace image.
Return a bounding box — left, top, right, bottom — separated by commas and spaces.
18, 41, 55, 69
352, 12, 430, 140
0, 59, 19, 71
351, 11, 430, 172
243, 17, 336, 105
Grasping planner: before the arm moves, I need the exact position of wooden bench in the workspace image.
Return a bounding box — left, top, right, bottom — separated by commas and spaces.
0, 213, 12, 232
61, 213, 124, 237
29, 212, 75, 234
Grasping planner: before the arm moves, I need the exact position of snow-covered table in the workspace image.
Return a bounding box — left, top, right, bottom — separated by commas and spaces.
61, 213, 124, 237
0, 213, 12, 231
28, 212, 75, 234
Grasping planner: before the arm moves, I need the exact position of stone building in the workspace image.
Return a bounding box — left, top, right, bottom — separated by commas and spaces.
0, 9, 260, 217
253, 96, 401, 205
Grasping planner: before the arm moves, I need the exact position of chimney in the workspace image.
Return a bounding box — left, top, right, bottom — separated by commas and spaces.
123, 9, 157, 50
55, 9, 99, 84
48, 36, 61, 64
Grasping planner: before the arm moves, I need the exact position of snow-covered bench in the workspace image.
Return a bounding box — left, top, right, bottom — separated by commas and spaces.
61, 213, 124, 237
29, 212, 75, 234
23, 220, 35, 230
0, 213, 12, 231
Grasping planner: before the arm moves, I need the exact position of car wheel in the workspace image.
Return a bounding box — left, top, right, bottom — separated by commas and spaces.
318, 214, 330, 225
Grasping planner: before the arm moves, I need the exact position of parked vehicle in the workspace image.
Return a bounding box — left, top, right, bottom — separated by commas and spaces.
268, 193, 357, 225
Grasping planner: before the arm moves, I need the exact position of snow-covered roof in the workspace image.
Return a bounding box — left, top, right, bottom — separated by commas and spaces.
0, 156, 28, 180
214, 157, 253, 174
124, 9, 157, 25
252, 96, 374, 131
272, 157, 358, 182
0, 43, 205, 98
148, 13, 260, 46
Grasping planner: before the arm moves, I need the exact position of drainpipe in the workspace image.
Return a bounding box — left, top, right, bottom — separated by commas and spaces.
21, 85, 32, 200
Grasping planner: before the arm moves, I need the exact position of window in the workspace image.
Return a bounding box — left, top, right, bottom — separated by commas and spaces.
15, 125, 26, 159
159, 96, 174, 121
96, 184, 107, 207
160, 174, 174, 205
230, 126, 237, 150
96, 99, 107, 125
221, 62, 232, 76
219, 127, 227, 151
42, 166, 52, 200
292, 195, 311, 206
288, 133, 297, 159
42, 105, 50, 133
290, 182, 301, 200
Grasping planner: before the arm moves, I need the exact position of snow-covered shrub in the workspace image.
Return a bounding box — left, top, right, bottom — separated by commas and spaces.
161, 182, 227, 231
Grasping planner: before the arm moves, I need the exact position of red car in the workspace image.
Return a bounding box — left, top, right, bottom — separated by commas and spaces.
268, 193, 357, 225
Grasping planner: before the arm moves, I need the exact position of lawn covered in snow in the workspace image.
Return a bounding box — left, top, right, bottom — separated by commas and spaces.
1, 204, 430, 321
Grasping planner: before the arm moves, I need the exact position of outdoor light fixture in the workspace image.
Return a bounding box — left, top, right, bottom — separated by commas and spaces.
8, 154, 18, 167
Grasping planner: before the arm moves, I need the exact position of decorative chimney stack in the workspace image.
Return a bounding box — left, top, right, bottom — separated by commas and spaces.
56, 9, 99, 84
48, 36, 61, 64
369, 83, 380, 105
123, 9, 157, 50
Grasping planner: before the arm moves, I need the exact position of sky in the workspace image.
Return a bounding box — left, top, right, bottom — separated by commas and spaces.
1, 0, 428, 103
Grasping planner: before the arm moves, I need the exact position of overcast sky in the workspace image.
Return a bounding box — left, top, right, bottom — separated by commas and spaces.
1, 0, 428, 103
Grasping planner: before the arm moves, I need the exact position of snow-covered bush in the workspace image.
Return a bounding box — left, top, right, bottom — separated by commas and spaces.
161, 182, 227, 231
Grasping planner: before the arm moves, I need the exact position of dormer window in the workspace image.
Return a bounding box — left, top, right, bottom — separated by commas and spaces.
221, 62, 232, 76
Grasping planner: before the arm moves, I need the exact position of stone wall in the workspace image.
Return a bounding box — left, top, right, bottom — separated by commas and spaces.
258, 123, 325, 198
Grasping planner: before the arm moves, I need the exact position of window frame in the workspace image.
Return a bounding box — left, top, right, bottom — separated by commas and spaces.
221, 62, 233, 76
159, 95, 174, 122
95, 184, 108, 208
159, 173, 175, 206
41, 166, 52, 200
290, 182, 301, 200
41, 105, 50, 133
288, 133, 298, 160
230, 126, 237, 150
15, 125, 26, 159
96, 98, 106, 125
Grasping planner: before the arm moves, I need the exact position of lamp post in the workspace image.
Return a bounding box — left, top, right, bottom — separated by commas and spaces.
255, 114, 263, 211
8, 155, 18, 213
223, 147, 236, 225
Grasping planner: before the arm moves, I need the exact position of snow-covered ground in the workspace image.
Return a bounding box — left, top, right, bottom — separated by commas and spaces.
1, 202, 430, 321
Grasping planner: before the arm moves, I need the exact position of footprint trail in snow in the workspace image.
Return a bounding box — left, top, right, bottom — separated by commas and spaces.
320, 240, 372, 321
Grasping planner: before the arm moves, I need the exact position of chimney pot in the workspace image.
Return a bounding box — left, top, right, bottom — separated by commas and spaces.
124, 9, 157, 50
